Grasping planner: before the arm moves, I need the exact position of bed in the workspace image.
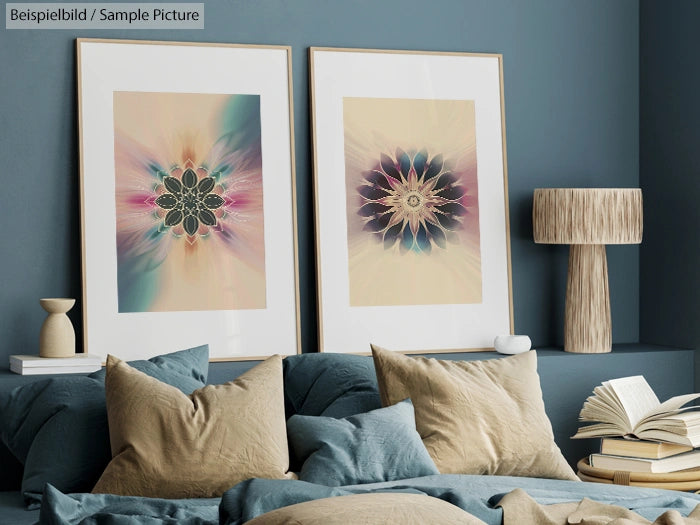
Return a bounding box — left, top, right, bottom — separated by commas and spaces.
2, 346, 700, 524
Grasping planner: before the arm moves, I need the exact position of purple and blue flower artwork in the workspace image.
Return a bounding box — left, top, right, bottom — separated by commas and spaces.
357, 148, 470, 254
343, 97, 483, 307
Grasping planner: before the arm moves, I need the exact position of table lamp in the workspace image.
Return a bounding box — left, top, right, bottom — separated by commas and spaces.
533, 188, 643, 353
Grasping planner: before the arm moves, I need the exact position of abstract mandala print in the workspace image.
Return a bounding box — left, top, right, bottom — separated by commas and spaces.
114, 93, 265, 312
357, 148, 468, 254
152, 164, 226, 238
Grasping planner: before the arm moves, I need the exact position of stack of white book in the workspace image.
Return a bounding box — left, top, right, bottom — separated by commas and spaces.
10, 354, 103, 375
573, 375, 700, 473
589, 437, 700, 473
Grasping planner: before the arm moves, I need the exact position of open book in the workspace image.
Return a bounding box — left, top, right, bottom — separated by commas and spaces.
572, 375, 700, 447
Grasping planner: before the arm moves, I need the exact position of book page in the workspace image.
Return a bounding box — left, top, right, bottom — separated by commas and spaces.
635, 428, 700, 447
641, 393, 700, 420
578, 390, 630, 430
605, 376, 659, 428
636, 411, 700, 432
572, 422, 631, 439
593, 385, 626, 417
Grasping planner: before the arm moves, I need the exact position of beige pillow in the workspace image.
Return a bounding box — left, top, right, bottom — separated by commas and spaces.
244, 493, 487, 525
371, 345, 577, 480
92, 354, 295, 498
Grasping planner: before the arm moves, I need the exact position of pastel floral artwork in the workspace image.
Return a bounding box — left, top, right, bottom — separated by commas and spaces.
343, 97, 482, 307
113, 92, 266, 313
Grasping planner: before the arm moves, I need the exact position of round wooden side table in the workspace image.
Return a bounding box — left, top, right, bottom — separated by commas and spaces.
577, 458, 700, 492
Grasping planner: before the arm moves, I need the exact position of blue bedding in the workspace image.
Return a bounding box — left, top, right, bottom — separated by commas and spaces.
37, 475, 700, 524
10, 353, 700, 523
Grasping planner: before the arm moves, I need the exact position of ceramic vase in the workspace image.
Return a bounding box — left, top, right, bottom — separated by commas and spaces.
39, 298, 76, 358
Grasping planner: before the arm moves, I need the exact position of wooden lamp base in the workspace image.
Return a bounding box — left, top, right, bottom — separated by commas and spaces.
564, 244, 612, 353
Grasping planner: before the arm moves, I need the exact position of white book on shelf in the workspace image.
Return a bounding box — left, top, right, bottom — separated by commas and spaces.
10, 363, 102, 375
9, 354, 103, 375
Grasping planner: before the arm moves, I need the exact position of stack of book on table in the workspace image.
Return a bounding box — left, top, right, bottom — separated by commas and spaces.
589, 437, 700, 473
9, 354, 103, 375
572, 375, 700, 474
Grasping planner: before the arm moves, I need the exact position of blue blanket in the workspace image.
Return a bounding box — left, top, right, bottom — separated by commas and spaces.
39, 485, 219, 524
39, 475, 700, 524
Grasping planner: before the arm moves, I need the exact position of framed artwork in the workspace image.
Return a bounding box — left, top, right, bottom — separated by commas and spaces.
310, 47, 513, 354
77, 39, 299, 361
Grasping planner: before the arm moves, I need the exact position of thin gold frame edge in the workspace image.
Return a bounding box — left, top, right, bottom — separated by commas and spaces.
308, 47, 513, 354
76, 38, 300, 362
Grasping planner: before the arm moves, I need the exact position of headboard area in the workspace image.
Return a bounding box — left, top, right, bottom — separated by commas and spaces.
0, 345, 693, 493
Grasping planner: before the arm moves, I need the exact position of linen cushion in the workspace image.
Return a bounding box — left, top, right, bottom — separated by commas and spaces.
244, 493, 486, 525
92, 354, 294, 498
287, 398, 438, 486
0, 345, 209, 507
371, 345, 577, 480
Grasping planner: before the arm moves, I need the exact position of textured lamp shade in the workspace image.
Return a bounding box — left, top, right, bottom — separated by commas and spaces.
533, 188, 643, 245
533, 188, 643, 354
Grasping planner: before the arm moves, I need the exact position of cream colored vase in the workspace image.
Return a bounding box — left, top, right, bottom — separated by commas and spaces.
39, 298, 76, 358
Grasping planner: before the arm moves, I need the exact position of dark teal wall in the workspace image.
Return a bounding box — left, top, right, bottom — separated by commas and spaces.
0, 0, 640, 365
639, 0, 700, 351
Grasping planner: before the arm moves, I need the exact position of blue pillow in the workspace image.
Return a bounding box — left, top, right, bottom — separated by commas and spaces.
0, 345, 209, 508
283, 353, 381, 419
88, 345, 208, 390
282, 353, 383, 472
287, 398, 438, 486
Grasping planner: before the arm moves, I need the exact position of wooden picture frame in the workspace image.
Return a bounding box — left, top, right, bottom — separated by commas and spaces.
310, 47, 513, 354
77, 38, 300, 361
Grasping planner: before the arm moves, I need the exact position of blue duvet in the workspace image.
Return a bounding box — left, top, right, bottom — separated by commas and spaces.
38, 474, 700, 524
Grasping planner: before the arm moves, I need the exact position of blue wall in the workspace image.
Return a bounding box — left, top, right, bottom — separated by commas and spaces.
639, 0, 700, 352
0, 0, 640, 365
